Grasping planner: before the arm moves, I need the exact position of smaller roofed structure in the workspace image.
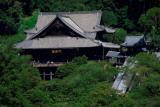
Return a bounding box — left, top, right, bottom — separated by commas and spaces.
106, 51, 126, 58
121, 35, 145, 47
106, 51, 126, 65
106, 51, 120, 58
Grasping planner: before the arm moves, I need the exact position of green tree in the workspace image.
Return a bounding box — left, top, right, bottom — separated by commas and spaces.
139, 7, 160, 49
84, 83, 117, 107
0, 44, 42, 106
0, 0, 23, 35
113, 28, 127, 44
18, 0, 35, 16
111, 96, 136, 107
102, 10, 118, 26
139, 7, 160, 31
150, 26, 160, 49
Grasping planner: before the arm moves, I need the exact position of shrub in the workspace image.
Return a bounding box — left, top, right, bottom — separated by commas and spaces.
72, 56, 88, 65
84, 83, 117, 107
114, 28, 127, 44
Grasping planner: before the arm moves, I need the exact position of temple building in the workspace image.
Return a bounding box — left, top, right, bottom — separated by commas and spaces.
121, 35, 146, 56
16, 11, 117, 80
106, 35, 146, 66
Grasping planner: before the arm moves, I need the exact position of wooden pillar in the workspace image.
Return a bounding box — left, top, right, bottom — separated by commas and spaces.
77, 48, 79, 56
50, 72, 53, 80
43, 71, 45, 80
102, 47, 105, 60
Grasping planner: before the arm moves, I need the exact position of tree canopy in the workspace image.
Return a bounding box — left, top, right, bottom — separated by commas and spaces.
0, 0, 159, 35
139, 7, 160, 48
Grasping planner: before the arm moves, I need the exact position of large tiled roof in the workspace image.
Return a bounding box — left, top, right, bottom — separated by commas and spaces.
26, 11, 102, 40
16, 36, 99, 49
102, 42, 120, 49
17, 11, 118, 49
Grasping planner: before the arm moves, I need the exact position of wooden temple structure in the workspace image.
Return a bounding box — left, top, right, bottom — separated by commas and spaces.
105, 35, 146, 67
16, 11, 118, 80
121, 35, 146, 56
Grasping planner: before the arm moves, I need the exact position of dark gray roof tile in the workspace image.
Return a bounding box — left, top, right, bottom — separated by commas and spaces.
16, 37, 99, 49
121, 36, 144, 47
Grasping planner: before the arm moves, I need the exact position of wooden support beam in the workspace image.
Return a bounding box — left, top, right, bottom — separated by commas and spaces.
43, 71, 45, 80
50, 72, 53, 80
102, 47, 105, 60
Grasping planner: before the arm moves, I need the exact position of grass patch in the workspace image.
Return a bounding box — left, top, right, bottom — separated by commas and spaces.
19, 10, 39, 32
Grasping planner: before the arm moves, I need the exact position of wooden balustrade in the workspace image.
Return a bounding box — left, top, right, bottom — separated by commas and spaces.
32, 61, 65, 67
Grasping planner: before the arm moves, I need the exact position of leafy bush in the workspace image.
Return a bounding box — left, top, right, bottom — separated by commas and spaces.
72, 56, 88, 65
102, 28, 127, 44
57, 62, 78, 78
131, 53, 160, 72
38, 61, 118, 106
113, 28, 127, 44
24, 89, 53, 106
111, 96, 135, 107
84, 83, 117, 107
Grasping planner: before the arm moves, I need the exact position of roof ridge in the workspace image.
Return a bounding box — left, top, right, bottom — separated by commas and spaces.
64, 16, 85, 32
41, 10, 102, 15
127, 35, 144, 37
58, 16, 87, 38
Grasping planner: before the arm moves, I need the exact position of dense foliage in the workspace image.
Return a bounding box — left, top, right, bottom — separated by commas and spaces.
0, 0, 22, 35
125, 53, 160, 106
0, 0, 36, 35
0, 45, 41, 106
0, 0, 159, 34
39, 59, 118, 107
1, 43, 160, 106
139, 7, 160, 48
0, 0, 159, 46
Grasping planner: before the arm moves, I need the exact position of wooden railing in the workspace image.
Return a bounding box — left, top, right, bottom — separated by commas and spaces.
32, 62, 65, 67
